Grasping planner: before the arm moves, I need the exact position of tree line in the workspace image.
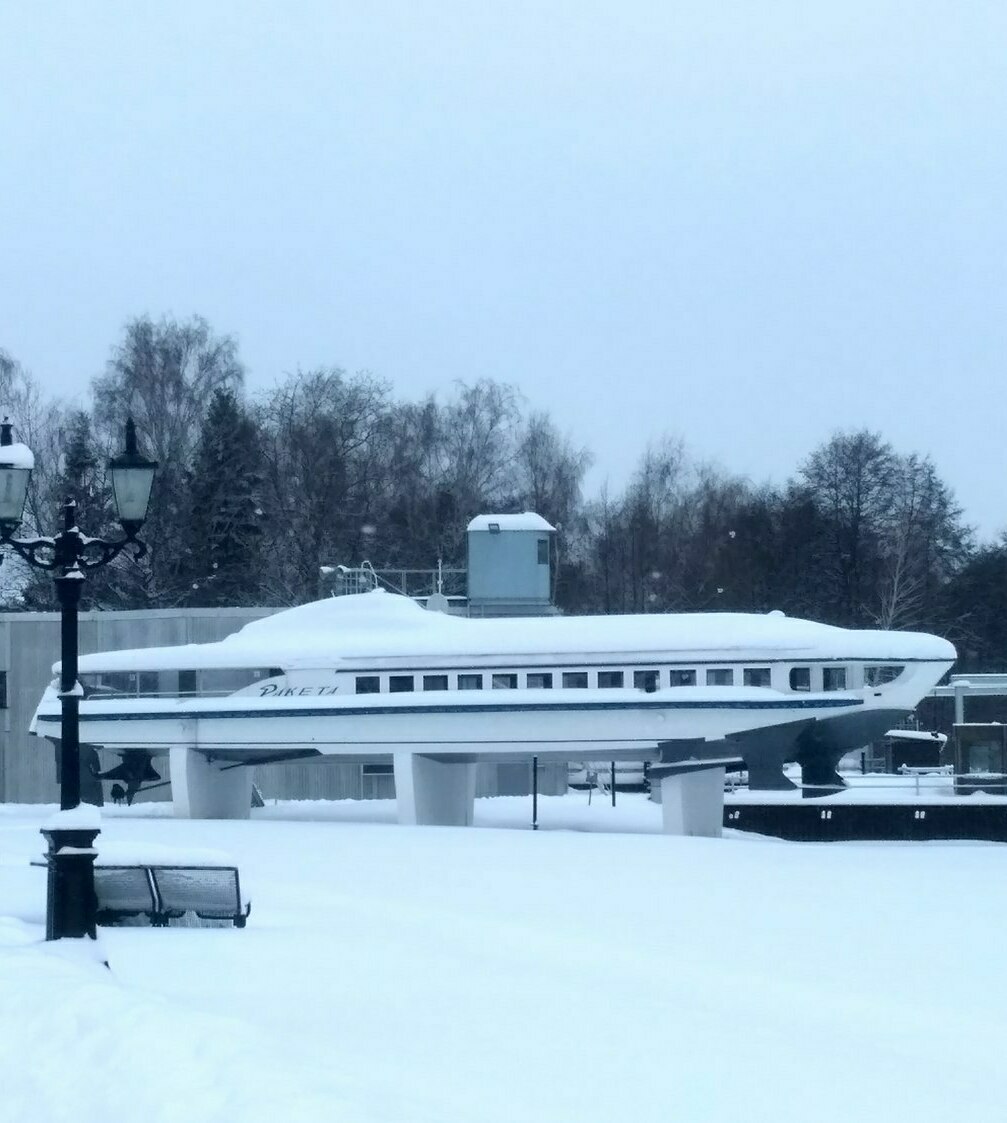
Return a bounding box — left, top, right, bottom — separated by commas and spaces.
1, 315, 1003, 671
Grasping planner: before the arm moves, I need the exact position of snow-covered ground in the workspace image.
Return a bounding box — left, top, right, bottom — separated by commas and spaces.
1, 793, 1003, 1123
729, 769, 1007, 803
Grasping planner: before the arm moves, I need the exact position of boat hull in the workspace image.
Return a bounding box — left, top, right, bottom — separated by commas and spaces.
33, 687, 909, 769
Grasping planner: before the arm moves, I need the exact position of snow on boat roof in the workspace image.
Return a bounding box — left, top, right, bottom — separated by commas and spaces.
466, 513, 556, 532
70, 590, 957, 673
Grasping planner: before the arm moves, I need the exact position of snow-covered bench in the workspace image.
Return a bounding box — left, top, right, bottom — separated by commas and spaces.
96, 843, 251, 927
37, 842, 251, 928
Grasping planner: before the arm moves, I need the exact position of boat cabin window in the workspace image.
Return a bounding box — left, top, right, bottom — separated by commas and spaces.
743, 667, 771, 688
789, 667, 811, 692
706, 668, 734, 687
527, 673, 553, 689
864, 665, 904, 686
196, 668, 276, 695
355, 676, 381, 694
83, 667, 277, 698
492, 673, 518, 690
669, 669, 697, 687
458, 674, 483, 690
423, 675, 449, 691
634, 670, 659, 693
562, 672, 588, 688
597, 671, 624, 688
822, 667, 847, 691
389, 675, 414, 693
104, 672, 138, 695
179, 670, 198, 696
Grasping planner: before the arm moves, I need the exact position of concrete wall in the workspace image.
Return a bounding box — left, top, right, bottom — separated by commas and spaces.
0, 606, 568, 805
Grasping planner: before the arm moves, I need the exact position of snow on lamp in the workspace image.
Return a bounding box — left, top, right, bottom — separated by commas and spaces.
0, 417, 34, 534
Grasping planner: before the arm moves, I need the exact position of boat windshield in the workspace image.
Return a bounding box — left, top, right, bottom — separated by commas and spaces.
79, 668, 280, 698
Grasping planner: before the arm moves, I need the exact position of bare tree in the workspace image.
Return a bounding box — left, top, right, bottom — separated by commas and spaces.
799, 430, 896, 625
874, 454, 970, 629
258, 369, 390, 603
90, 315, 245, 604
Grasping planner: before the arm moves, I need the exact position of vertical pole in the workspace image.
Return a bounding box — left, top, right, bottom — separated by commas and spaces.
57, 567, 83, 810
45, 499, 99, 940
532, 755, 538, 830
611, 761, 616, 807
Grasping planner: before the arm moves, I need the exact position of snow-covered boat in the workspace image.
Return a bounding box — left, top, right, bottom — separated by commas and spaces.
29, 591, 955, 822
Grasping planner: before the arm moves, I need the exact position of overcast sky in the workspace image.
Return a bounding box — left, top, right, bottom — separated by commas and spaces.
2, 2, 1005, 536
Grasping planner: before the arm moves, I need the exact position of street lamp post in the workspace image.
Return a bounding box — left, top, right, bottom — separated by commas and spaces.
0, 417, 156, 939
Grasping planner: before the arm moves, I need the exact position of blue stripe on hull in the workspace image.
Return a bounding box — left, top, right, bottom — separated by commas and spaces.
42, 695, 864, 724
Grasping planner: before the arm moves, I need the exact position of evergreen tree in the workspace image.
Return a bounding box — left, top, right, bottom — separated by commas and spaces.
92, 315, 244, 605
183, 390, 265, 605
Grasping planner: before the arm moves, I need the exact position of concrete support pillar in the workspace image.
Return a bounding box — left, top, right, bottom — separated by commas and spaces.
660, 766, 725, 837
170, 746, 252, 819
394, 753, 477, 827
954, 682, 968, 725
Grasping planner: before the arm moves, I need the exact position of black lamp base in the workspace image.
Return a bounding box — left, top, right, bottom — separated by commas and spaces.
40, 826, 100, 940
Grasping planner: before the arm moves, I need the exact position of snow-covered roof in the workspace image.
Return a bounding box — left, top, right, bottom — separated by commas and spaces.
70, 589, 957, 673
884, 729, 948, 743
466, 513, 556, 533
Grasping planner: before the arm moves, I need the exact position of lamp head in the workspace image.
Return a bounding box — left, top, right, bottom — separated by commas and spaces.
0, 417, 34, 536
108, 418, 157, 536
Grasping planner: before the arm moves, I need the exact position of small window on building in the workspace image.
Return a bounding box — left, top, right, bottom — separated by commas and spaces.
458, 674, 483, 690
822, 667, 847, 691
634, 670, 659, 693
864, 665, 904, 687
562, 672, 588, 688
492, 673, 518, 689
355, 676, 381, 694
527, 672, 553, 689
423, 674, 449, 691
706, 668, 734, 687
537, 538, 549, 565
597, 671, 624, 688
743, 667, 772, 688
669, 669, 697, 687
789, 667, 811, 692
389, 675, 414, 693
